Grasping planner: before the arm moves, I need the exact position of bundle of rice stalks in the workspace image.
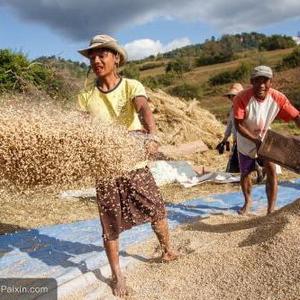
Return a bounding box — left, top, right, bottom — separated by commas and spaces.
0, 102, 145, 190
147, 89, 224, 148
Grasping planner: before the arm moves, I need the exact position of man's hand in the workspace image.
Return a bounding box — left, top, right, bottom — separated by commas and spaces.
254, 137, 262, 150
145, 140, 160, 159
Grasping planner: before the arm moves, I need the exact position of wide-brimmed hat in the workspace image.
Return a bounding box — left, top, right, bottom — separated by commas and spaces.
224, 83, 244, 96
251, 65, 273, 79
78, 34, 127, 66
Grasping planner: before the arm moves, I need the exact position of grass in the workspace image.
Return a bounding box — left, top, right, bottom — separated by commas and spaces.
139, 48, 294, 83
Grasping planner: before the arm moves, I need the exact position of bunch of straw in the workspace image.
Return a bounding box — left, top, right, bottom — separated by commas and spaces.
147, 89, 224, 148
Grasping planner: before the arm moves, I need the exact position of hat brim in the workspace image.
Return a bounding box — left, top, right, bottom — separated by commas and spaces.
78, 41, 127, 66
224, 92, 236, 96
251, 73, 273, 79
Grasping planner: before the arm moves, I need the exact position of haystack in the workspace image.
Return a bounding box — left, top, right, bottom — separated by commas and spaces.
147, 89, 224, 148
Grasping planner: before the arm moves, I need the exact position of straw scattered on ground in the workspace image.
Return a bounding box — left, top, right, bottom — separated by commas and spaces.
125, 198, 300, 300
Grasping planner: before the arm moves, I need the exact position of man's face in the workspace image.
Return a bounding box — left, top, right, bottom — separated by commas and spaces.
251, 76, 272, 100
88, 48, 119, 77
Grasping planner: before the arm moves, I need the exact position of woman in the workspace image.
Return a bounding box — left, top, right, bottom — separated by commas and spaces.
77, 34, 177, 297
217, 83, 244, 173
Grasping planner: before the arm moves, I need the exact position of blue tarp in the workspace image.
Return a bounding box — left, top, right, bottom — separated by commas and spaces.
1, 179, 300, 287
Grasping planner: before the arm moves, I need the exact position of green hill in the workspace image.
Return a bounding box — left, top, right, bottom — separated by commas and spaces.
1, 32, 300, 133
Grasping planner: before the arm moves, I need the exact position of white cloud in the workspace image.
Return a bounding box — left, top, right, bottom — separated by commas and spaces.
124, 37, 191, 60
124, 39, 162, 60
163, 37, 191, 52
1, 0, 300, 40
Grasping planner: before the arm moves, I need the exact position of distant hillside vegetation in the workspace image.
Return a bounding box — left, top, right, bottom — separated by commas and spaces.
0, 50, 86, 103
1, 33, 299, 124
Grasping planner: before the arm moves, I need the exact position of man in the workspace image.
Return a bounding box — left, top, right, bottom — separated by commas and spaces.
77, 34, 177, 297
233, 65, 300, 215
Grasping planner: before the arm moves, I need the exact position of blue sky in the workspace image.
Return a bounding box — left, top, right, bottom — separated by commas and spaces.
1, 0, 300, 62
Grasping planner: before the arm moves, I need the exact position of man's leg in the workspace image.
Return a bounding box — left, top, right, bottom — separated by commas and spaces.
151, 218, 178, 262
103, 239, 128, 297
239, 172, 253, 215
264, 160, 277, 214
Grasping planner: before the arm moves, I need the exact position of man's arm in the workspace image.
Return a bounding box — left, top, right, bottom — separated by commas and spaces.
133, 96, 156, 134
234, 118, 262, 149
133, 96, 160, 157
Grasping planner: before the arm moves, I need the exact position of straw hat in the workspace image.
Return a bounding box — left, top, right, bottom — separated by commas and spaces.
78, 34, 127, 66
224, 83, 244, 96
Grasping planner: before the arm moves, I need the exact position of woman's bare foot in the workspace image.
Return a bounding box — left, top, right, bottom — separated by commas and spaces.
111, 275, 128, 298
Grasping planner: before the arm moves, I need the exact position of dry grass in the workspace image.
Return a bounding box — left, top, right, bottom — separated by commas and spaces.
147, 89, 225, 148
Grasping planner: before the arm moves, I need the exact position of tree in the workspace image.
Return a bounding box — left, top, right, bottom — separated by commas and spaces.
259, 35, 296, 51
165, 58, 191, 77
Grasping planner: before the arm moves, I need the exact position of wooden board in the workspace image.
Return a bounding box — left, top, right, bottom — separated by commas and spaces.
258, 130, 300, 174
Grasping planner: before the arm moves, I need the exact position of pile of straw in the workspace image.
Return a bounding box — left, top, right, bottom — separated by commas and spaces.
147, 89, 224, 148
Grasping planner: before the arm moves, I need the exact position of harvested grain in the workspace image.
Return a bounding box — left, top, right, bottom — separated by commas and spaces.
0, 100, 145, 190
126, 198, 300, 300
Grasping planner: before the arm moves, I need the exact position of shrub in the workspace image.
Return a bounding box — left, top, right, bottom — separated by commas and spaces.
259, 35, 296, 51
196, 53, 234, 66
169, 83, 203, 100
142, 73, 175, 89
139, 62, 165, 71
276, 46, 300, 71
0, 49, 70, 100
120, 63, 140, 80
0, 49, 32, 92
209, 62, 252, 86
284, 87, 300, 110
165, 58, 192, 76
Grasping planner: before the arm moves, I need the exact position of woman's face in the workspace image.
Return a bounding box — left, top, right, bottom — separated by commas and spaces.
89, 48, 119, 78
227, 95, 235, 101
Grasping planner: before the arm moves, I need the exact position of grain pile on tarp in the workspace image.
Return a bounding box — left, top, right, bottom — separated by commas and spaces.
147, 89, 224, 148
126, 197, 300, 300
0, 101, 145, 190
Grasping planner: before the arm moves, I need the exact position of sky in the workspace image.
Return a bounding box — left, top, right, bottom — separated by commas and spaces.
1, 0, 300, 63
